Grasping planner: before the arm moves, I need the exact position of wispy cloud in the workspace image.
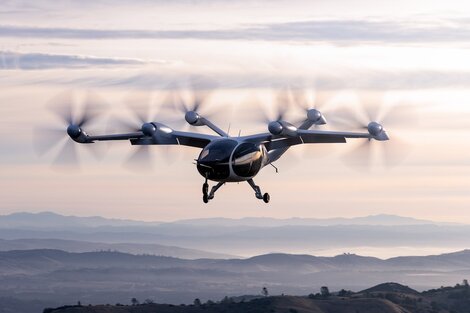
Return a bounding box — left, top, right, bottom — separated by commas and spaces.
0, 51, 146, 70
0, 19, 468, 43
7, 69, 470, 90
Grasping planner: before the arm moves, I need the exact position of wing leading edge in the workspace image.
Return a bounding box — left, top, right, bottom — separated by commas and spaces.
241, 129, 371, 151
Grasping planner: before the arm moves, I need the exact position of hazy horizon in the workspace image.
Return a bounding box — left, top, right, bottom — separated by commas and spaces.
0, 210, 464, 224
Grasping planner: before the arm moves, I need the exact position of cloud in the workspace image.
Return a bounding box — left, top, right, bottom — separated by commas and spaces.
0, 51, 146, 69
0, 19, 469, 43
4, 66, 470, 91
65, 70, 470, 90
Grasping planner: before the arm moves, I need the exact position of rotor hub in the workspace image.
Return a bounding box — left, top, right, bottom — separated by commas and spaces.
367, 122, 383, 137
307, 109, 322, 122
141, 122, 157, 136
66, 124, 82, 139
185, 111, 200, 125
268, 121, 283, 135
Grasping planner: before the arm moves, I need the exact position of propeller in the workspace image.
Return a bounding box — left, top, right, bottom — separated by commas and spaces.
341, 91, 415, 169
284, 86, 340, 159
109, 90, 188, 170
263, 88, 291, 124
164, 77, 225, 131
109, 91, 179, 170
290, 87, 332, 128
33, 91, 108, 168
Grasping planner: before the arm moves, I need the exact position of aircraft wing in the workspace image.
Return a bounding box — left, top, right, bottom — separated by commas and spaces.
87, 130, 218, 149
241, 129, 371, 151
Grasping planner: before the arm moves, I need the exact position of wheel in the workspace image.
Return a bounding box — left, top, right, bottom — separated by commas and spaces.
202, 183, 209, 195
203, 194, 209, 203
263, 193, 270, 203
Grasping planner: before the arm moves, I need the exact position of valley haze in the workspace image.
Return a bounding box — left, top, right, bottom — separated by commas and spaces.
1, 213, 469, 313
0, 211, 467, 258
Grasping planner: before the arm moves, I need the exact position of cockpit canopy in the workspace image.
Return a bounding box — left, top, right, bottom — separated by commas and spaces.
197, 139, 265, 181
197, 139, 238, 180
232, 142, 264, 177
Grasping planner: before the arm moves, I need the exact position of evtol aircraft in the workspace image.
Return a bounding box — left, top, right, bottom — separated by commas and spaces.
36, 86, 405, 204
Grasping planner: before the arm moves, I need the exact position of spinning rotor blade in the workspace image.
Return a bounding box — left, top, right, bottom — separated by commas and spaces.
171, 77, 213, 114
163, 78, 229, 132
291, 88, 331, 112
342, 139, 373, 169
110, 91, 156, 133
53, 139, 79, 167
111, 91, 183, 168
124, 145, 153, 171
340, 91, 415, 169
33, 127, 68, 156
274, 88, 290, 121
290, 87, 334, 127
34, 90, 108, 168
246, 88, 293, 126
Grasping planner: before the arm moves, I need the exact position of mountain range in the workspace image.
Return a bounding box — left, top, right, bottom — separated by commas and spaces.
0, 212, 448, 229
1, 212, 470, 313
0, 212, 468, 257
1, 249, 470, 313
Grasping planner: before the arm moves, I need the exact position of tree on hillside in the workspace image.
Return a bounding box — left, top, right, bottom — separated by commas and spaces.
193, 298, 201, 306
338, 289, 352, 297
131, 298, 139, 306
262, 287, 269, 297
221, 296, 233, 304
320, 286, 330, 298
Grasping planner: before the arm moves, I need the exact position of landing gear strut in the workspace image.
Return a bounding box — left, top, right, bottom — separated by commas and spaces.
202, 180, 225, 203
247, 179, 270, 203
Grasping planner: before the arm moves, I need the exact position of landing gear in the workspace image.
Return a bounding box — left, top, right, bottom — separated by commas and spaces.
202, 177, 209, 203
202, 181, 225, 203
248, 179, 270, 203
263, 192, 270, 203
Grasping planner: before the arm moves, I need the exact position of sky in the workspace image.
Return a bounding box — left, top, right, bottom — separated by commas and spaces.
0, 0, 469, 222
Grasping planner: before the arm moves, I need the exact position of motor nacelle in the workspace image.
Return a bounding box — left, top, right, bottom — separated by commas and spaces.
367, 122, 389, 141
307, 109, 327, 125
185, 111, 205, 126
67, 124, 89, 143
141, 122, 157, 136
268, 121, 298, 137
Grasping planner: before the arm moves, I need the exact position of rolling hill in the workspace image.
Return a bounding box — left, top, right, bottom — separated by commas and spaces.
44, 282, 470, 313
1, 249, 470, 313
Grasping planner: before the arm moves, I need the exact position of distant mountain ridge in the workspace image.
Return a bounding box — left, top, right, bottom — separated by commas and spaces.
0, 211, 451, 230
2, 248, 470, 275
0, 212, 468, 258
0, 211, 162, 229
174, 214, 446, 226
0, 238, 236, 259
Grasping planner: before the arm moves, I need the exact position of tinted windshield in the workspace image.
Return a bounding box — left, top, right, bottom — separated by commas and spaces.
232, 143, 263, 177
197, 139, 238, 181
199, 139, 238, 163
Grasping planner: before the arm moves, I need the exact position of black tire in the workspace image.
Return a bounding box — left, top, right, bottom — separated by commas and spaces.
202, 183, 209, 195
203, 194, 209, 203
263, 193, 270, 203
